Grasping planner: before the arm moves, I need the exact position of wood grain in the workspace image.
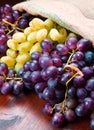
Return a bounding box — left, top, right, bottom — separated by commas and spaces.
0, 93, 90, 130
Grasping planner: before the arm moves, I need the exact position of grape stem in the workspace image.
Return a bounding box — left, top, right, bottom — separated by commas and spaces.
2, 20, 24, 34
64, 65, 84, 77
6, 77, 22, 80
66, 50, 75, 66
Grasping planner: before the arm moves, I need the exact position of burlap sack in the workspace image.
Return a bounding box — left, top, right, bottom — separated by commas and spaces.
13, 0, 94, 47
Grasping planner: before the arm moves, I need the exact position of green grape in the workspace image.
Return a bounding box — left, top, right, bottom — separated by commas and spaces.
18, 41, 33, 52
7, 39, 18, 50
6, 49, 17, 58
0, 56, 15, 67
16, 53, 30, 64
12, 32, 26, 43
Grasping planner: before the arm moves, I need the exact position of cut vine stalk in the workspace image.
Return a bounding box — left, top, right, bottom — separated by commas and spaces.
3, 19, 24, 34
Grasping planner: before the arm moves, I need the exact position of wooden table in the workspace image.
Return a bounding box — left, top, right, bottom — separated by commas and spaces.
0, 92, 90, 130
0, 1, 91, 130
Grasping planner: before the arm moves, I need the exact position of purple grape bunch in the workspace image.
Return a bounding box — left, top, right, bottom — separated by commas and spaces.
19, 37, 94, 129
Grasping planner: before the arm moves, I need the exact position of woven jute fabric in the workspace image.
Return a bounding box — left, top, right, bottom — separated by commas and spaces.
13, 0, 94, 46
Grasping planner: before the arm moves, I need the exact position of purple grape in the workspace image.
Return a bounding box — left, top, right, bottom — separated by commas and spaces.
12, 10, 21, 21
57, 67, 64, 75
17, 18, 29, 29
43, 103, 53, 116
17, 68, 24, 77
75, 103, 88, 117
55, 89, 65, 99
39, 56, 53, 69
30, 60, 41, 71
77, 38, 92, 52
0, 62, 8, 75
0, 34, 7, 44
66, 36, 78, 50
85, 51, 94, 65
52, 57, 62, 67
51, 50, 59, 58
56, 44, 69, 56
0, 76, 4, 88
0, 6, 4, 14
73, 75, 85, 87
65, 98, 77, 109
7, 68, 16, 78
60, 72, 71, 85
77, 88, 88, 99
31, 71, 42, 83
90, 113, 94, 120
24, 82, 34, 90
22, 71, 32, 82
3, 15, 13, 23
41, 69, 49, 81
90, 119, 94, 130
13, 81, 24, 95
70, 62, 79, 68
3, 4, 12, 14
23, 61, 31, 71
85, 78, 94, 91
0, 28, 5, 34
0, 43, 8, 54
75, 51, 84, 61
43, 87, 55, 101
38, 93, 44, 100
61, 55, 68, 63
67, 87, 76, 98
82, 66, 93, 79
84, 97, 94, 111
54, 104, 62, 113
34, 82, 47, 93
64, 109, 76, 122
30, 51, 41, 60
91, 91, 94, 99
47, 77, 58, 89
52, 112, 65, 127
0, 24, 7, 30
46, 66, 58, 78
78, 60, 86, 69
1, 82, 12, 94
40, 39, 53, 53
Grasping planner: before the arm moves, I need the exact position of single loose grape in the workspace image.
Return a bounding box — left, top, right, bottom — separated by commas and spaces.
12, 32, 26, 43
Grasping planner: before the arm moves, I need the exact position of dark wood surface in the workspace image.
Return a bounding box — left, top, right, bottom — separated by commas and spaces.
0, 1, 91, 130
0, 93, 90, 130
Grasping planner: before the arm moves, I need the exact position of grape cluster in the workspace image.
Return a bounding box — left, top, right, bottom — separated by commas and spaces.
0, 4, 42, 58
19, 38, 94, 129
1, 16, 69, 71
0, 62, 24, 95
